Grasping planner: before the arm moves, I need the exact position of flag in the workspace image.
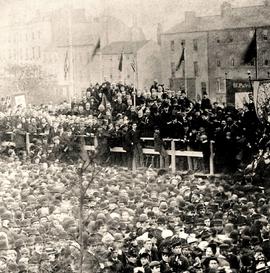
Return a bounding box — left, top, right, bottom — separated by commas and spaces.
64, 50, 69, 80
118, 52, 123, 71
91, 38, 101, 61
243, 29, 257, 64
253, 80, 270, 123
130, 57, 136, 72
176, 46, 185, 71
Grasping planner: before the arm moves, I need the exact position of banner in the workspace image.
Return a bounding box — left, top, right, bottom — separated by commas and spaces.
253, 80, 270, 123
226, 79, 252, 108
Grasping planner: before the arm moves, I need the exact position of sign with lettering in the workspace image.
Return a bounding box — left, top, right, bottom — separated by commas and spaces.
226, 79, 253, 108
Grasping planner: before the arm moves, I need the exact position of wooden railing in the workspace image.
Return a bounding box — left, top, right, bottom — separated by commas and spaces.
84, 137, 215, 175
3, 132, 215, 175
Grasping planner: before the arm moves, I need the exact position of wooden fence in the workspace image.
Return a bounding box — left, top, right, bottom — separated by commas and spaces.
3, 132, 215, 175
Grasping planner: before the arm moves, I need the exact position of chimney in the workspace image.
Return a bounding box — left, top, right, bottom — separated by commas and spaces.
221, 2, 232, 17
157, 23, 163, 45
185, 11, 197, 25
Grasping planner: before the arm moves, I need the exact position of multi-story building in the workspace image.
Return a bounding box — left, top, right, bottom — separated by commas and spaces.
161, 1, 270, 103
101, 40, 161, 90
0, 7, 146, 104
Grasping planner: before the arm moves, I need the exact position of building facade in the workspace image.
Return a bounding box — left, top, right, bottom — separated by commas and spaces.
0, 7, 146, 104
101, 40, 161, 90
161, 1, 270, 103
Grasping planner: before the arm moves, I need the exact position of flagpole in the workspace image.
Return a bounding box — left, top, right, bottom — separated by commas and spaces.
68, 0, 74, 101
133, 54, 136, 107
100, 52, 103, 83
184, 45, 187, 95
136, 53, 139, 94
255, 28, 258, 80
133, 70, 136, 107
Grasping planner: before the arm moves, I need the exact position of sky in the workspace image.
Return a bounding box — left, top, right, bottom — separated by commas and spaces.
1, 0, 265, 38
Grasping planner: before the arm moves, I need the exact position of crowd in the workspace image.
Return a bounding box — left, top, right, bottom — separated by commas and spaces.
0, 81, 267, 273
0, 80, 269, 174
0, 157, 267, 273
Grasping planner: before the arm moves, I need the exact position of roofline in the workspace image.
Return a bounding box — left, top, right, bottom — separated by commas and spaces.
101, 40, 150, 54
161, 25, 270, 36
57, 43, 95, 48
163, 2, 270, 36
102, 52, 135, 55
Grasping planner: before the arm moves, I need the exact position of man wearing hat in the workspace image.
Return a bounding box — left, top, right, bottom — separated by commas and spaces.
138, 252, 151, 273
124, 248, 138, 273
178, 90, 192, 112
149, 261, 161, 273
201, 91, 212, 111
160, 248, 172, 273
169, 239, 189, 273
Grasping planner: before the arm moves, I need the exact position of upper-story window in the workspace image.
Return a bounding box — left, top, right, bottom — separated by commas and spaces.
170, 40, 175, 51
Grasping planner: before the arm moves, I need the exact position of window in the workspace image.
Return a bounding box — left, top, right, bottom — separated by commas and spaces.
127, 74, 130, 79
231, 58, 235, 66
170, 40, 175, 51
25, 48, 28, 60
194, 61, 199, 77
171, 62, 175, 77
217, 38, 220, 43
193, 39, 198, 51
265, 59, 269, 66
228, 33, 233, 42
217, 59, 221, 67
37, 47, 41, 59
110, 74, 113, 80
216, 78, 221, 93
32, 47, 35, 59
201, 82, 207, 94
263, 29, 268, 40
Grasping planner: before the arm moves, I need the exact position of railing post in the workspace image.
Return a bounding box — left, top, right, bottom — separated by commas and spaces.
132, 153, 136, 173
187, 145, 192, 171
25, 133, 30, 155
171, 139, 176, 174
210, 140, 214, 175
159, 155, 163, 169
94, 135, 98, 149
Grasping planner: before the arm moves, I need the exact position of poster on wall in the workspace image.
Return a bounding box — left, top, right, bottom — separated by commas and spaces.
14, 94, 26, 108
